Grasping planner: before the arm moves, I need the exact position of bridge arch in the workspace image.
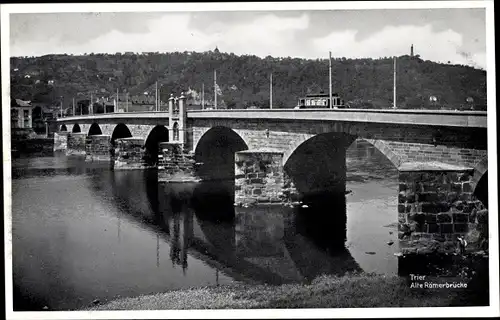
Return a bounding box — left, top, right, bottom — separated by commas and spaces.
71, 124, 81, 133
194, 126, 248, 181
60, 124, 68, 132
472, 157, 487, 190
284, 132, 356, 198
282, 134, 403, 168
111, 123, 133, 144
144, 125, 170, 166
88, 123, 102, 136
472, 157, 488, 208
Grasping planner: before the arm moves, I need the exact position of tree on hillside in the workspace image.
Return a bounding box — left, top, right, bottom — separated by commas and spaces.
10, 52, 486, 111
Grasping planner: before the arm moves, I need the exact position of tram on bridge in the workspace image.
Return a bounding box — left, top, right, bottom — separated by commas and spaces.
296, 92, 346, 109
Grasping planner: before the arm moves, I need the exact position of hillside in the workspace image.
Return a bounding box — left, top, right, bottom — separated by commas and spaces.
10, 50, 487, 110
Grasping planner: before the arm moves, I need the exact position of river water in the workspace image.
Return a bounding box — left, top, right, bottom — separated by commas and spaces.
11, 140, 400, 311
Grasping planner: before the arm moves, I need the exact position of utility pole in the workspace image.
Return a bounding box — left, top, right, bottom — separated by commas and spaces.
270, 72, 273, 109
393, 56, 397, 109
158, 85, 161, 111
329, 51, 333, 109
155, 81, 158, 111
126, 92, 129, 112
214, 70, 217, 110
116, 88, 119, 113
72, 97, 75, 116
202, 83, 205, 110
60, 96, 63, 118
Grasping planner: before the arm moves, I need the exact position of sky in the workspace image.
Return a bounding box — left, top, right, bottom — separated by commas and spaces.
8, 4, 488, 70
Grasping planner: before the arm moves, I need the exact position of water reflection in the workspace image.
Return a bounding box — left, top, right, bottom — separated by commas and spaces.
98, 172, 362, 285
12, 138, 400, 310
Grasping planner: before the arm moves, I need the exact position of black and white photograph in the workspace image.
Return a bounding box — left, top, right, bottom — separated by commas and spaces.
2, 1, 498, 319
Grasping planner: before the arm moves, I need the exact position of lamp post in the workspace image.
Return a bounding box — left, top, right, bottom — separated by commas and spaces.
59, 96, 64, 118
158, 84, 164, 111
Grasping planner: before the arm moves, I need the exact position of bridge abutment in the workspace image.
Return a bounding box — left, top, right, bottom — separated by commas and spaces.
234, 150, 298, 206
114, 137, 148, 169
158, 142, 199, 182
398, 163, 487, 255
67, 132, 87, 156
85, 134, 112, 161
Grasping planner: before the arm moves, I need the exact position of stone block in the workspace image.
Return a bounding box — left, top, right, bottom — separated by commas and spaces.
398, 204, 406, 213
424, 184, 438, 192
425, 214, 437, 223
436, 213, 452, 223
458, 172, 471, 182
418, 192, 439, 203
452, 213, 468, 223
454, 223, 468, 233
446, 192, 458, 202
462, 182, 472, 192
451, 183, 462, 193
459, 193, 472, 201
421, 203, 440, 214
477, 209, 488, 224
439, 223, 453, 234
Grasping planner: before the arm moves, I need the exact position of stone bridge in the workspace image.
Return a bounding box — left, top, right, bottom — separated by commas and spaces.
56, 95, 489, 255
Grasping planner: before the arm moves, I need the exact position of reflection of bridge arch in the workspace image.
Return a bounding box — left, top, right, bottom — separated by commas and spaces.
72, 124, 81, 133
87, 169, 365, 284
283, 207, 362, 281
88, 123, 102, 136
194, 126, 248, 181
144, 125, 169, 166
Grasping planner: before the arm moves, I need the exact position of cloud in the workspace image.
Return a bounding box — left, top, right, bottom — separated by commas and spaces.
9, 12, 486, 70
10, 13, 310, 57
311, 24, 486, 69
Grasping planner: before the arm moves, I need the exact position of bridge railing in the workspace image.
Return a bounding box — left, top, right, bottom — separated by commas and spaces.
186, 108, 487, 116
56, 108, 487, 122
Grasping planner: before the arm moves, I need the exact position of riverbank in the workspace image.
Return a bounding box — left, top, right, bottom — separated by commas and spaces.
87, 269, 488, 310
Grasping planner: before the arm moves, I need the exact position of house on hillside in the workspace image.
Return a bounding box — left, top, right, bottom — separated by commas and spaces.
11, 99, 33, 129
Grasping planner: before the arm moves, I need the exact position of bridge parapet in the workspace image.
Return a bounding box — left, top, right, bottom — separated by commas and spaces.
187, 109, 487, 128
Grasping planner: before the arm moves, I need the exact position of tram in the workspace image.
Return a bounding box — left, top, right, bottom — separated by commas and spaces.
296, 92, 345, 109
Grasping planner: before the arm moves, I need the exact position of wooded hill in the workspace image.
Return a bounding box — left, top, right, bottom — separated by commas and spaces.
10, 49, 487, 110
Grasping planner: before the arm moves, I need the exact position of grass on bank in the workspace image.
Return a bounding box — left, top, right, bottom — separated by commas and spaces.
87, 272, 482, 310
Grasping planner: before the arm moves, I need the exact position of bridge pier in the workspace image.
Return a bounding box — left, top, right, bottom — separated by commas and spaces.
85, 134, 112, 161
398, 163, 487, 255
67, 132, 87, 156
114, 137, 148, 169
53, 132, 68, 153
158, 142, 199, 182
234, 150, 298, 206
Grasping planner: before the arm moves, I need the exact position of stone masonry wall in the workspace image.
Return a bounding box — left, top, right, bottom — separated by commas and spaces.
67, 133, 87, 156
190, 119, 486, 170
398, 169, 488, 254
63, 122, 158, 140
114, 137, 148, 169
158, 142, 199, 182
85, 135, 112, 161
234, 150, 298, 206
